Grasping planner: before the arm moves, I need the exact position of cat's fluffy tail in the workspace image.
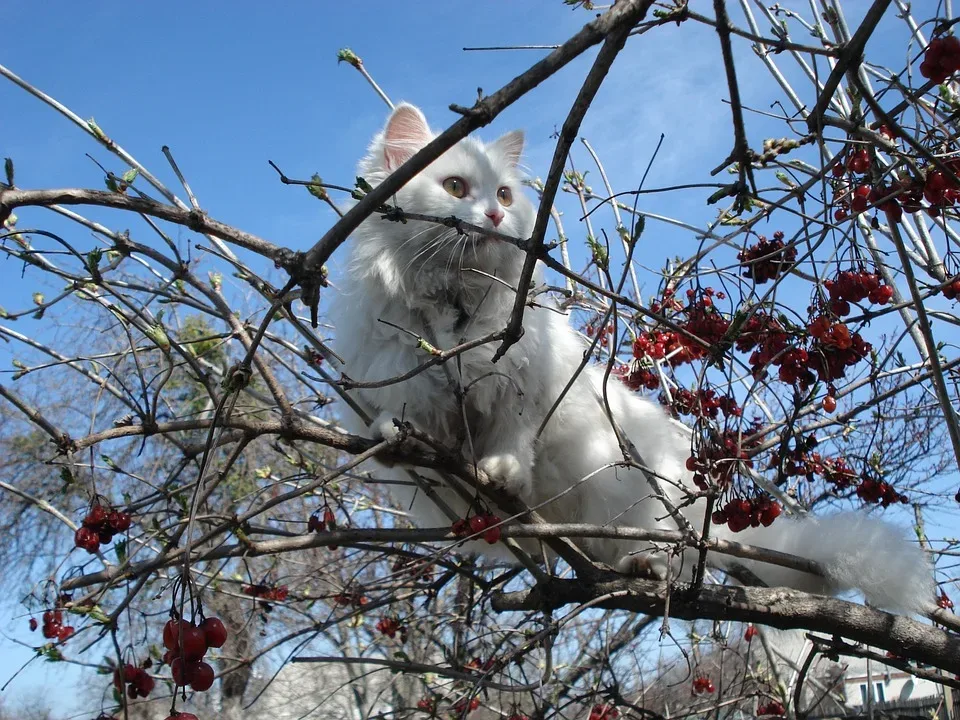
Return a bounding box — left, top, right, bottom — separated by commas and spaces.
714, 512, 934, 614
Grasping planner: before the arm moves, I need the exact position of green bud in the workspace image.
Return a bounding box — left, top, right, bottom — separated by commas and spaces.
336, 48, 362, 68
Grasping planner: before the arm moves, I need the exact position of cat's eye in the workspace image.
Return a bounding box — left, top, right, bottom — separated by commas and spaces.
442, 177, 468, 198
497, 186, 513, 207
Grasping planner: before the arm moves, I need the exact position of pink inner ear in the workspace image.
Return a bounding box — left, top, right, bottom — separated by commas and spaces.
383, 105, 432, 170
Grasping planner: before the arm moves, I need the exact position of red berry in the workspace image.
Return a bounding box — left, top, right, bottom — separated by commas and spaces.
744, 624, 758, 641
134, 669, 154, 697
822, 395, 837, 413
164, 714, 199, 720
108, 511, 132, 532
29, 618, 37, 631
200, 617, 228, 648
163, 619, 189, 650
468, 515, 487, 534
84, 504, 107, 528
170, 657, 190, 686
180, 625, 208, 661
483, 526, 501, 544
57, 625, 75, 642
189, 661, 215, 692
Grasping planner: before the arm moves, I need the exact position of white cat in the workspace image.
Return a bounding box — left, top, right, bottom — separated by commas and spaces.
327, 103, 933, 614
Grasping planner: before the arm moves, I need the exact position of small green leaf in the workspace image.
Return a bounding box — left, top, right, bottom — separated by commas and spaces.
105, 175, 119, 193
336, 48, 361, 68
87, 118, 108, 142
100, 454, 122, 473
121, 168, 139, 185
307, 173, 329, 201
86, 248, 103, 274
355, 176, 374, 195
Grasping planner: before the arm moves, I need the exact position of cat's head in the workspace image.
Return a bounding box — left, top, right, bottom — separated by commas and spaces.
351, 103, 535, 298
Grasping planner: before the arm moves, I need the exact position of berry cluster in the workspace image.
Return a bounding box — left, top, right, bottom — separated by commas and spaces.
307, 506, 337, 532
38, 608, 74, 642
942, 276, 960, 300
74, 502, 132, 554
823, 270, 893, 315
451, 513, 502, 544
619, 365, 660, 391
585, 322, 615, 348
743, 624, 758, 642
758, 700, 786, 716
307, 506, 340, 550
113, 662, 155, 699
937, 591, 954, 610
686, 429, 758, 489
737, 231, 796, 284
464, 656, 495, 672
588, 704, 619, 720
692, 675, 716, 694
664, 387, 741, 420
392, 556, 434, 581
162, 616, 226, 693
452, 697, 481, 714
375, 616, 405, 640
711, 496, 782, 533
856, 475, 908, 507
416, 697, 436, 713
332, 589, 368, 607
241, 584, 289, 602
920, 35, 960, 84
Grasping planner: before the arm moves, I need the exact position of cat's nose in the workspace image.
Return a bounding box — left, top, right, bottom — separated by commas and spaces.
484, 209, 504, 227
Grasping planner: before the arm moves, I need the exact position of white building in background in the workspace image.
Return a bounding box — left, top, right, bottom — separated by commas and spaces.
838, 655, 941, 707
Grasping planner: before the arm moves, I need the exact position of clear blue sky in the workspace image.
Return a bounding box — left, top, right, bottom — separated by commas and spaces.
1, 1, 950, 716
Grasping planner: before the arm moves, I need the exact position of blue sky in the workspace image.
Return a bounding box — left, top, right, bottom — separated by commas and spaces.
1, 1, 953, 715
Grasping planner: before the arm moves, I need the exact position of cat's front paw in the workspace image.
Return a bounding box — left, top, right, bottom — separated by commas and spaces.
477, 454, 532, 497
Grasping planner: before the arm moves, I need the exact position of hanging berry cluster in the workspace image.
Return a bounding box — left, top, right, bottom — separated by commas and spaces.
375, 616, 405, 640
37, 607, 74, 642
663, 387, 741, 419
771, 438, 908, 508
711, 496, 782, 532
307, 505, 340, 549
758, 700, 787, 716
920, 34, 960, 83
113, 662, 155, 700
588, 704, 620, 720
686, 427, 761, 490
74, 501, 132, 554
452, 697, 481, 714
241, 583, 289, 602
392, 555, 434, 582
162, 615, 227, 693
737, 231, 796, 284
692, 675, 716, 694
332, 588, 368, 607
823, 269, 893, 316
451, 513, 502, 544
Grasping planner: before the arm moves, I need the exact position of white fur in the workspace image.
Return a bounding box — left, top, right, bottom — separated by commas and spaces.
327, 104, 934, 614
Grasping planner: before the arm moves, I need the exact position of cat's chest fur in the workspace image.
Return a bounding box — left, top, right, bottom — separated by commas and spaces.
343, 278, 536, 448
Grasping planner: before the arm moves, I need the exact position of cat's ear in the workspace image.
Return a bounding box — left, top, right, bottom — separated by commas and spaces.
382, 104, 432, 170
490, 130, 525, 167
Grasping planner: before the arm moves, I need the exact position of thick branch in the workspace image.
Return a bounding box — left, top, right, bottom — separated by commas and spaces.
492, 576, 960, 674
